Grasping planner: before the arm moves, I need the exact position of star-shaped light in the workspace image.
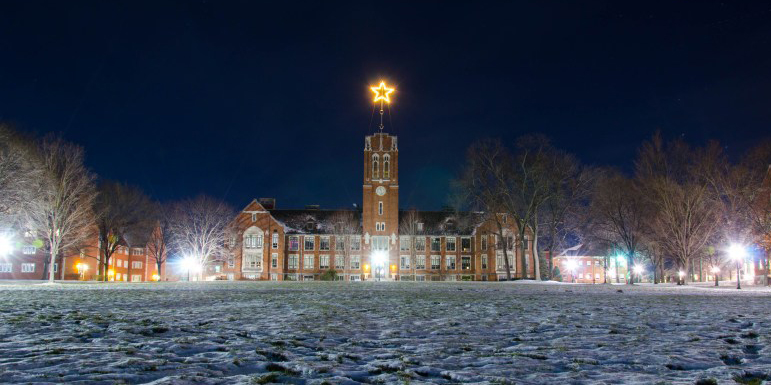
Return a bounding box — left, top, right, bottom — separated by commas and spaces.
370, 81, 395, 103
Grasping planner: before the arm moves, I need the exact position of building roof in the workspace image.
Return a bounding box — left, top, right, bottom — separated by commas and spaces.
556, 243, 608, 258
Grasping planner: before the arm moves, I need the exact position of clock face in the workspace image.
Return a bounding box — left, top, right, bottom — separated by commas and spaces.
376, 186, 386, 196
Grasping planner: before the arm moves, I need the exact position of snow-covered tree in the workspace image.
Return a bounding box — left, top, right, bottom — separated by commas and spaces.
0, 124, 41, 228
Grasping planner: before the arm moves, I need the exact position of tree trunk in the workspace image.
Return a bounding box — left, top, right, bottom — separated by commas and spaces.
532, 229, 541, 281
48, 245, 57, 283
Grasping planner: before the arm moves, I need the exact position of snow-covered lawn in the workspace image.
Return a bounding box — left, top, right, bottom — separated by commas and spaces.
0, 281, 769, 384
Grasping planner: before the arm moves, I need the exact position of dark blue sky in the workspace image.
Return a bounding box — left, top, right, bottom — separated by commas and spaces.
1, 1, 770, 210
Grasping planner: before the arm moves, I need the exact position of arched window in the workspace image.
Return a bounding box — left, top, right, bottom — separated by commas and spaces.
383, 154, 390, 178
372, 154, 379, 179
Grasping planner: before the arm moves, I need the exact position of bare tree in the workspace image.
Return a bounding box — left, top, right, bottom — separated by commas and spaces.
330, 210, 361, 278
457, 139, 514, 280
636, 134, 719, 285
587, 170, 648, 285
0, 124, 41, 228
168, 195, 234, 280
146, 202, 171, 281
399, 209, 422, 279
26, 135, 97, 282
93, 181, 155, 280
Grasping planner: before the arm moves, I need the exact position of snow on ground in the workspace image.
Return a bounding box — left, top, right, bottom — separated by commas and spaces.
0, 281, 769, 384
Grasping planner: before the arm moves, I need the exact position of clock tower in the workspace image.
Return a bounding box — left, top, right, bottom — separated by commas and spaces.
362, 81, 399, 280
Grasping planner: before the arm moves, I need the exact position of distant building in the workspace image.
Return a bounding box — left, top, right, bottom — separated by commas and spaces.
209, 131, 537, 282
551, 244, 628, 284
753, 165, 771, 285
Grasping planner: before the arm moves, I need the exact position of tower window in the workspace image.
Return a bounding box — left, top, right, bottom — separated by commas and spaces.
383, 154, 390, 179
378, 201, 383, 215
372, 154, 379, 179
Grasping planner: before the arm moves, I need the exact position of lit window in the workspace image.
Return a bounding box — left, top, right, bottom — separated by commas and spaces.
350, 255, 361, 269
0, 263, 11, 273
461, 256, 471, 270
271, 253, 278, 268
272, 232, 279, 249
335, 237, 345, 251
304, 255, 314, 269
400, 237, 410, 251
416, 223, 423, 232
372, 236, 389, 251
461, 237, 471, 252
400, 255, 410, 269
251, 213, 257, 222
22, 246, 36, 255
416, 255, 426, 269
132, 261, 143, 269
21, 263, 35, 273
372, 154, 379, 179
320, 255, 330, 269
335, 256, 345, 269
383, 154, 390, 179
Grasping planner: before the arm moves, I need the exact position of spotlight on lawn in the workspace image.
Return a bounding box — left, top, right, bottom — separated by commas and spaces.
181, 255, 201, 281
727, 243, 746, 290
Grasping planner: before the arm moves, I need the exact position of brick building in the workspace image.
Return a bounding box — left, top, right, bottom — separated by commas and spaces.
212, 131, 536, 282
551, 244, 629, 284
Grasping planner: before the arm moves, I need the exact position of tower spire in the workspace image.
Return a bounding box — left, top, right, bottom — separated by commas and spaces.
370, 81, 394, 132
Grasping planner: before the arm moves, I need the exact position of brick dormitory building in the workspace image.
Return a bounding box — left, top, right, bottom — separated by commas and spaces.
204, 130, 537, 282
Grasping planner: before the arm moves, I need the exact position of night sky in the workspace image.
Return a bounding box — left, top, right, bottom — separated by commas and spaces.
2, 1, 770, 210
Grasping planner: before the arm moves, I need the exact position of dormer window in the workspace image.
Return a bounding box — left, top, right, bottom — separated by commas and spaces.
251, 213, 257, 222
417, 222, 424, 232
372, 154, 379, 179
383, 154, 390, 179
305, 221, 315, 232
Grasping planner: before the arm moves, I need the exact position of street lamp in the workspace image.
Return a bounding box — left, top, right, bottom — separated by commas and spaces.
633, 265, 644, 283
75, 262, 88, 280
566, 260, 578, 283
678, 270, 685, 285
372, 251, 387, 281
181, 255, 201, 281
711, 266, 720, 287
0, 234, 13, 257
728, 244, 746, 290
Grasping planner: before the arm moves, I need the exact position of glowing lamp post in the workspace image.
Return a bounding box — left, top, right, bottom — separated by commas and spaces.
633, 265, 644, 284
566, 260, 578, 283
728, 244, 746, 290
711, 266, 720, 287
0, 234, 13, 257
678, 270, 685, 285
75, 263, 88, 280
181, 256, 201, 282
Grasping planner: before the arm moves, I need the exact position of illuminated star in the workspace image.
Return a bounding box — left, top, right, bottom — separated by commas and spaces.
370, 81, 395, 103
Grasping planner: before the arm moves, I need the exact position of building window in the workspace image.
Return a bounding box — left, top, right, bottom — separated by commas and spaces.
350, 255, 361, 270
481, 235, 487, 251
131, 248, 143, 256
506, 236, 514, 251
524, 236, 529, 250
461, 237, 471, 253
271, 253, 278, 268
304, 236, 315, 251
335, 236, 345, 251
0, 263, 11, 273
320, 236, 330, 251
320, 255, 330, 269
496, 253, 506, 271
244, 234, 262, 249
416, 255, 426, 269
415, 238, 426, 251
372, 154, 379, 179
304, 255, 314, 269
383, 154, 390, 178
482, 255, 488, 269
21, 263, 35, 273
251, 213, 257, 222
243, 253, 258, 269
228, 258, 235, 268
400, 237, 410, 251
288, 254, 299, 269
350, 237, 361, 251
272, 232, 279, 249
431, 238, 441, 252
446, 256, 456, 270
132, 261, 143, 269
430, 255, 440, 270
22, 246, 36, 255
461, 256, 471, 270
289, 236, 299, 251
378, 201, 383, 215
446, 237, 456, 252
53, 263, 58, 273
335, 256, 345, 269
400, 255, 410, 269
372, 236, 389, 251
502, 214, 507, 224
417, 222, 424, 232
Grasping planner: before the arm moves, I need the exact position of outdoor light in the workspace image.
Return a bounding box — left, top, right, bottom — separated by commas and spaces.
181, 255, 201, 281
152, 274, 160, 281
711, 266, 720, 274
566, 259, 578, 272
0, 234, 13, 257
390, 264, 397, 273
370, 81, 395, 103
727, 243, 746, 290
633, 265, 644, 275
678, 271, 685, 278
372, 251, 387, 267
